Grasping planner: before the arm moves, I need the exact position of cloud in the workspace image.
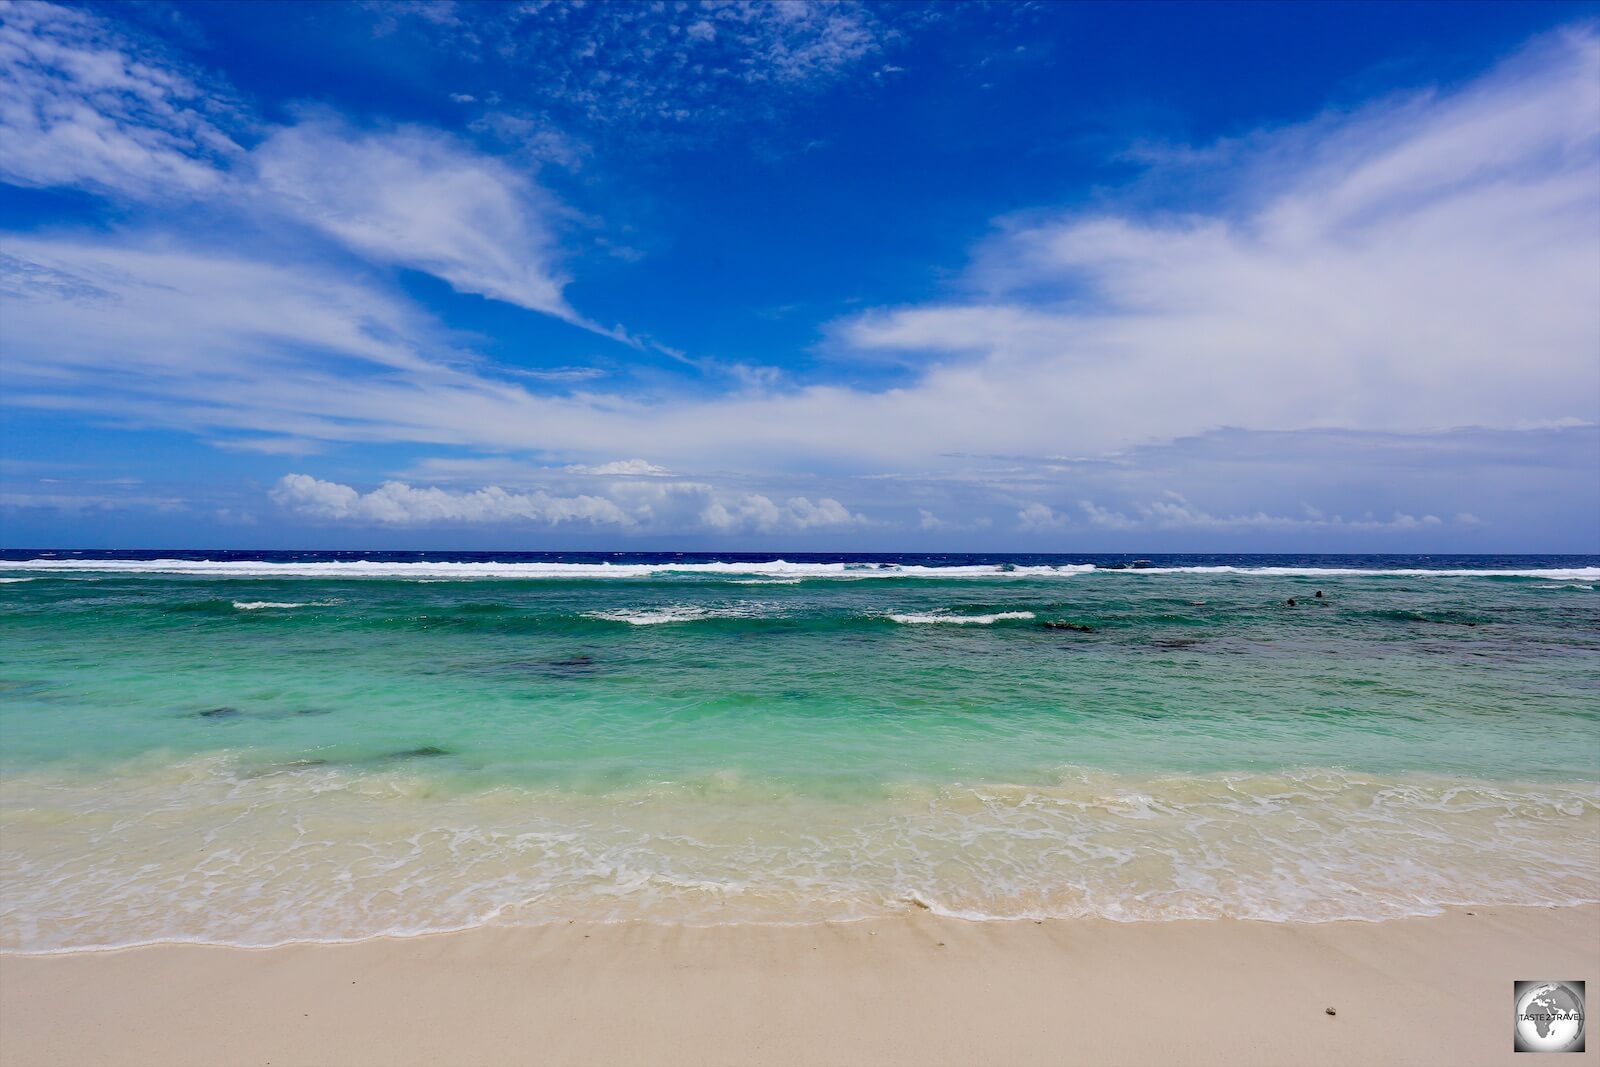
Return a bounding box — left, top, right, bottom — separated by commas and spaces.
271, 473, 631, 526
500, 366, 608, 383
467, 110, 587, 169
566, 459, 671, 476
0, 0, 239, 196
443, 1, 892, 130
695, 490, 866, 533
0, 236, 446, 387
1067, 493, 1448, 532
98, 26, 1600, 469
0, 3, 610, 335
0, 234, 670, 458
250, 119, 605, 330
1016, 502, 1069, 532
211, 436, 326, 457
2, 11, 1596, 549
0, 490, 183, 512
833, 26, 1599, 457
270, 473, 868, 533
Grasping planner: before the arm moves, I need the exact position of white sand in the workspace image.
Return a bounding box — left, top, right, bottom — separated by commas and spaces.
2, 905, 1597, 1066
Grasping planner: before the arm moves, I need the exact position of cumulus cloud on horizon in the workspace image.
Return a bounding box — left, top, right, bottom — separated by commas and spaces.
1020, 494, 1454, 534
270, 474, 869, 534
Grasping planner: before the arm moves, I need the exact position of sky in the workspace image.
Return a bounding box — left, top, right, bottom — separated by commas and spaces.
0, 0, 1597, 552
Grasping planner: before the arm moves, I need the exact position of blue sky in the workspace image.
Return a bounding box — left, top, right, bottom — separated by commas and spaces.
1, 0, 1596, 551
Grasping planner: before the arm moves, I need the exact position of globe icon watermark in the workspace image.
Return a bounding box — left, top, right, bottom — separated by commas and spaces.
1515, 981, 1585, 1053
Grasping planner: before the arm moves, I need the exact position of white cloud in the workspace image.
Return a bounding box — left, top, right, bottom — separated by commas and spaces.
0, 3, 610, 335
0, 0, 239, 196
1069, 493, 1449, 532
566, 459, 671, 476
271, 473, 631, 527
596, 478, 869, 534
252, 119, 602, 331
211, 437, 326, 457
1015, 502, 1069, 532
0, 490, 183, 511
1073, 501, 1132, 531
828, 26, 1600, 458
696, 491, 865, 533
0, 236, 445, 385
502, 366, 607, 383
269, 473, 868, 533
0, 237, 634, 453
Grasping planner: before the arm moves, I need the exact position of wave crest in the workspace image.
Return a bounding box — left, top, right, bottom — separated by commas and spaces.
887, 611, 1036, 625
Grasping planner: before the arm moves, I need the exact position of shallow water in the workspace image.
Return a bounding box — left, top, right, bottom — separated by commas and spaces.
2, 552, 1597, 950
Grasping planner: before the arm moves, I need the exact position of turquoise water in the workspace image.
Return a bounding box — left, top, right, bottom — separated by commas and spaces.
2, 555, 1598, 949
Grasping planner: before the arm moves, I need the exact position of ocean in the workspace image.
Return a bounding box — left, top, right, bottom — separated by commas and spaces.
1, 551, 1596, 951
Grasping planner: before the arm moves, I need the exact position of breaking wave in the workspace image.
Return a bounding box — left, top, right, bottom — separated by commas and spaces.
5, 558, 1595, 581
887, 611, 1037, 625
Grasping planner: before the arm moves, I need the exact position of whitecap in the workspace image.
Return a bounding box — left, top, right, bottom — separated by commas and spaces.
887, 611, 1036, 625
583, 604, 777, 625
584, 606, 711, 625
0, 559, 1098, 581
1108, 565, 1600, 580
6, 557, 1597, 582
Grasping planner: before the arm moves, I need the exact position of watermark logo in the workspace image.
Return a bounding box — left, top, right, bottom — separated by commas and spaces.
1515, 981, 1585, 1053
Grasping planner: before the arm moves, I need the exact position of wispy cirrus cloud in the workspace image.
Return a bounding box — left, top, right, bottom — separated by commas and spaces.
836, 24, 1600, 455
6, 24, 1597, 471
0, 490, 183, 511
0, 0, 240, 196
251, 118, 607, 332
13, 6, 1590, 474
566, 459, 671, 477
0, 1, 616, 336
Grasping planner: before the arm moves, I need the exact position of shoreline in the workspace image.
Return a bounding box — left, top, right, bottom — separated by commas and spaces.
4, 904, 1597, 1066
6, 893, 1600, 957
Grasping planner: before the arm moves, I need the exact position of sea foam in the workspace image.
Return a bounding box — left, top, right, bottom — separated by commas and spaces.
3, 760, 1595, 952
583, 604, 777, 625
887, 611, 1037, 624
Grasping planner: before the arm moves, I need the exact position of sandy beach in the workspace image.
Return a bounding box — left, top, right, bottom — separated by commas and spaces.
2, 904, 1595, 1067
